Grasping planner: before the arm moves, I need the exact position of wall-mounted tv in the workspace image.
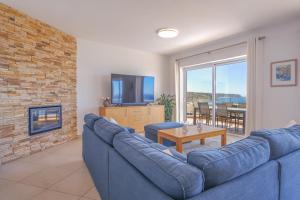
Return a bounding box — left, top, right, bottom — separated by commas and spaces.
111, 74, 155, 105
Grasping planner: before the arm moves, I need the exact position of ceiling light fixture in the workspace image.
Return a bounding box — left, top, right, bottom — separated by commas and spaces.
157, 28, 179, 38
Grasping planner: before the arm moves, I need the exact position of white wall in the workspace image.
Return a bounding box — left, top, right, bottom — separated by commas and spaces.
169, 19, 300, 129
77, 39, 170, 134
259, 21, 300, 128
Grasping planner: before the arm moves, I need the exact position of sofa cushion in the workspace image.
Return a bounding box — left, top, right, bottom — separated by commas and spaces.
84, 113, 101, 130
118, 133, 186, 161
130, 133, 154, 144
103, 115, 135, 133
126, 127, 135, 133
187, 136, 270, 189
113, 133, 204, 200
150, 143, 187, 162
94, 118, 128, 145
144, 122, 183, 146
251, 125, 300, 159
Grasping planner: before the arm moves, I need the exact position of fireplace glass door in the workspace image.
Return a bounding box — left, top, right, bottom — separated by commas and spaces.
29, 105, 62, 135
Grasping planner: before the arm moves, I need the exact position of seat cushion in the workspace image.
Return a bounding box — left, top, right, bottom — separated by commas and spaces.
251, 125, 300, 159
145, 122, 184, 130
187, 136, 270, 189
94, 118, 128, 145
113, 133, 204, 200
84, 113, 101, 130
144, 122, 183, 146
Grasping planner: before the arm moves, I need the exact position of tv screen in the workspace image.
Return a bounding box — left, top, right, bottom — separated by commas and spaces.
111, 74, 154, 105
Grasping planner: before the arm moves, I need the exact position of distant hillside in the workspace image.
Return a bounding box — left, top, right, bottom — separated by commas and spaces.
187, 92, 245, 105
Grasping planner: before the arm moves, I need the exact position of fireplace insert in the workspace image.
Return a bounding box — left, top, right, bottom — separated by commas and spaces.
28, 105, 62, 136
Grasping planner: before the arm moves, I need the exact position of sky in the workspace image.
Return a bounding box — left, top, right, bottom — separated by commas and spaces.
187, 61, 247, 97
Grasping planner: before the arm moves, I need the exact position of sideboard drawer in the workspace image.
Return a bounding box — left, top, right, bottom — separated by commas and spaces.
99, 105, 164, 132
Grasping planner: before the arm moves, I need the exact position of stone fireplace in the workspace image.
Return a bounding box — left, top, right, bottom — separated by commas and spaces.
0, 3, 77, 165
28, 105, 62, 136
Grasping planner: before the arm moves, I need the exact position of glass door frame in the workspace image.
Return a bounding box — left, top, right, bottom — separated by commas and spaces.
181, 56, 247, 128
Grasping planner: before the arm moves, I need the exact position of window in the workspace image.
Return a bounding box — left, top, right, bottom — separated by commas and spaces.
184, 58, 247, 135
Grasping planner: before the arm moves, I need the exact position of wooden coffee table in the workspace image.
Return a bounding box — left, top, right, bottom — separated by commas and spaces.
158, 125, 227, 153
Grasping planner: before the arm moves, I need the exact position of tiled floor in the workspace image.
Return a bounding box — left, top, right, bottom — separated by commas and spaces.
0, 134, 243, 200
0, 139, 101, 200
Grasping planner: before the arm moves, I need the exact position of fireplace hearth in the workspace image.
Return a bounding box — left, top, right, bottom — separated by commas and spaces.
28, 105, 62, 136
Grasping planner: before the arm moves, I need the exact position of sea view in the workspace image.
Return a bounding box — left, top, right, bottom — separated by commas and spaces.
186, 92, 246, 106
186, 61, 247, 107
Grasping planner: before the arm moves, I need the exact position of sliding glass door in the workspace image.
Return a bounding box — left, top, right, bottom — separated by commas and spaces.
215, 61, 247, 135
184, 59, 247, 135
185, 66, 213, 125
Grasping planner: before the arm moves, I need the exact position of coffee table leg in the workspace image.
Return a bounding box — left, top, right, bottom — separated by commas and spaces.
221, 131, 227, 146
158, 133, 163, 144
176, 140, 183, 153
200, 139, 205, 145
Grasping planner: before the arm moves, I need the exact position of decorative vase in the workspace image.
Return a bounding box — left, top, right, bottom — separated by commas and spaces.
102, 98, 110, 107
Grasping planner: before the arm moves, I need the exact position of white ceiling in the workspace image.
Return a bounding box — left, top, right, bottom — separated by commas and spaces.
1, 0, 300, 55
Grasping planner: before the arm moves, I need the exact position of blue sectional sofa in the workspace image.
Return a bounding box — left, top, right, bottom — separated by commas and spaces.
82, 113, 300, 200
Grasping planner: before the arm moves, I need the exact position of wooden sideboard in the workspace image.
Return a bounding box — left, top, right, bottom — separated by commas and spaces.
99, 105, 165, 132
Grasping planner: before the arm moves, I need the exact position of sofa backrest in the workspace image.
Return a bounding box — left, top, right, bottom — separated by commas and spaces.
84, 113, 101, 130
251, 125, 300, 159
188, 161, 279, 200
83, 125, 111, 200
94, 117, 129, 146
250, 126, 300, 200
276, 149, 300, 200
187, 136, 270, 189
113, 132, 204, 200
109, 148, 174, 200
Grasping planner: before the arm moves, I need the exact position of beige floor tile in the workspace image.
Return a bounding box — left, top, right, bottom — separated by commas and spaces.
56, 159, 85, 173
0, 161, 44, 181
0, 179, 10, 188
20, 166, 77, 189
83, 187, 101, 200
30, 190, 80, 200
50, 167, 94, 196
55, 146, 82, 157
26, 153, 83, 168
19, 150, 53, 164
45, 140, 81, 155
0, 179, 43, 200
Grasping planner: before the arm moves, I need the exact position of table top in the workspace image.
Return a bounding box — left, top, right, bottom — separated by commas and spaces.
194, 107, 247, 112
158, 125, 226, 139
227, 107, 247, 112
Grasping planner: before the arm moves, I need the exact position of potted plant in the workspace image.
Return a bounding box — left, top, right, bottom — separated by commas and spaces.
156, 94, 175, 121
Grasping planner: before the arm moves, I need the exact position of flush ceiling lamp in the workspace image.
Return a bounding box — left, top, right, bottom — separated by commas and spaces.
157, 28, 179, 38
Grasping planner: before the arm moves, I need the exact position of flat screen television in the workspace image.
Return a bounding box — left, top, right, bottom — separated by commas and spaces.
111, 74, 155, 105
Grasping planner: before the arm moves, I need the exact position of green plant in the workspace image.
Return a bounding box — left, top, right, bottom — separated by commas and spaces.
156, 94, 175, 121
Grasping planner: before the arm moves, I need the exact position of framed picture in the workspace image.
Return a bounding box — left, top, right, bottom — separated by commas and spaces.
271, 59, 297, 87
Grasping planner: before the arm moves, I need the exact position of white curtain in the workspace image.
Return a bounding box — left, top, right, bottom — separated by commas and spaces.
246, 37, 264, 135
174, 61, 180, 121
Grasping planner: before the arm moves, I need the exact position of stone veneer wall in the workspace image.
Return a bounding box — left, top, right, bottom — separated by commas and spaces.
0, 3, 77, 165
